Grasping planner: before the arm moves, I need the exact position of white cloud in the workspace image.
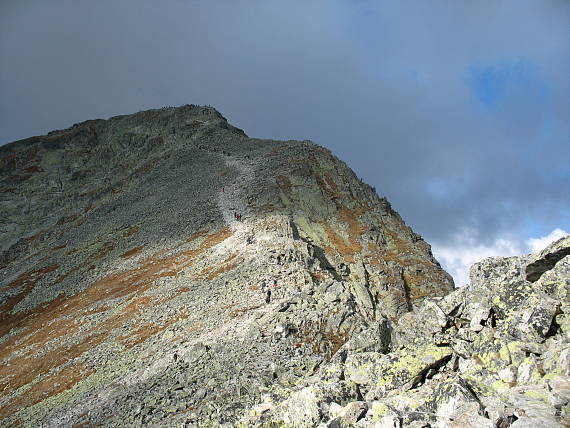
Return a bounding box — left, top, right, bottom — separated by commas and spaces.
432, 228, 569, 287
525, 228, 569, 253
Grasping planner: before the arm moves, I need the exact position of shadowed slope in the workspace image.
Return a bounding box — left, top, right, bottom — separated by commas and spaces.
0, 105, 452, 427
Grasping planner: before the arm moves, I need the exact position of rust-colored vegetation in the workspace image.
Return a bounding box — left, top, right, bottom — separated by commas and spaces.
0, 226, 233, 419
195, 253, 239, 280
367, 227, 441, 301
120, 246, 144, 259
0, 264, 59, 337
0, 363, 94, 420
88, 241, 114, 262
322, 207, 368, 263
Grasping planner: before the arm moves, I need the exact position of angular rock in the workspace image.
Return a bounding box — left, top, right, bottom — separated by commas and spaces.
526, 236, 570, 282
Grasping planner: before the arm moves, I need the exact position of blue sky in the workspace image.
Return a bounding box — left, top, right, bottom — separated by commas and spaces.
1, 0, 569, 285
466, 61, 545, 108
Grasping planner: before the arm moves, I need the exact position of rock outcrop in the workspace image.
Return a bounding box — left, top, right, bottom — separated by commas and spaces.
241, 236, 570, 428
0, 105, 452, 427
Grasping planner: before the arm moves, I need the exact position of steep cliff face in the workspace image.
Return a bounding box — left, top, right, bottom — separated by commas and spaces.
0, 105, 453, 427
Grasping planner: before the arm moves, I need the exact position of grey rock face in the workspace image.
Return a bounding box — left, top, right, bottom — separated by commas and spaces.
240, 236, 570, 427
526, 236, 570, 282
0, 105, 452, 427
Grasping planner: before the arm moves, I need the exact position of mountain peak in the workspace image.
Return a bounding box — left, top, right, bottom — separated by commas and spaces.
4, 104, 533, 427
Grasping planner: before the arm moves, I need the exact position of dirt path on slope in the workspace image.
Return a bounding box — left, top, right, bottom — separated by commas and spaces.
216, 156, 257, 232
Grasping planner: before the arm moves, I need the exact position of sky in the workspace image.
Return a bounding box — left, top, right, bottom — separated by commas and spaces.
1, 1, 569, 285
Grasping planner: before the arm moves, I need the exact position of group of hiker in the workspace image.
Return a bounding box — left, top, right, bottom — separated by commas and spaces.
260, 280, 279, 303
233, 212, 242, 221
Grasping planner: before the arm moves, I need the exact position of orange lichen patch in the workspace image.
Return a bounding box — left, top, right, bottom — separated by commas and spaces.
120, 246, 144, 259
119, 320, 173, 348
1, 294, 166, 396
88, 241, 114, 262
196, 265, 213, 278
0, 264, 59, 337
196, 253, 239, 280
338, 207, 368, 240
55, 264, 82, 284
16, 229, 47, 247
0, 363, 94, 420
11, 317, 78, 357
158, 270, 178, 278
0, 226, 233, 412
323, 224, 357, 263
368, 227, 447, 299
56, 214, 82, 226
0, 329, 107, 400
168, 286, 192, 300
0, 145, 38, 170
119, 308, 189, 348
185, 322, 204, 334
322, 207, 369, 263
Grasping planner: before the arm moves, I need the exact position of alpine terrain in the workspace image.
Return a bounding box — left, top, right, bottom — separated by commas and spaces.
0, 105, 568, 427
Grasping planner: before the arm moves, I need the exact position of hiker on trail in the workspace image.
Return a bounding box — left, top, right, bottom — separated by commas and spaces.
234, 212, 237, 220
261, 281, 271, 303
273, 279, 279, 288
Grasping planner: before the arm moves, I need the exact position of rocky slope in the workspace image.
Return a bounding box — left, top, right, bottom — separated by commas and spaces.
0, 105, 454, 427
241, 236, 570, 428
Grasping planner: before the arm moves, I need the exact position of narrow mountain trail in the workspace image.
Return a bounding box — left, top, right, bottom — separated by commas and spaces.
216, 155, 256, 232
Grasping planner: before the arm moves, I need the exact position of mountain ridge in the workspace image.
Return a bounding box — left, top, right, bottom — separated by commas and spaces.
2, 105, 567, 428
1, 105, 455, 427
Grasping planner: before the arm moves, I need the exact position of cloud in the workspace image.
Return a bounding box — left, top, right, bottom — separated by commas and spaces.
526, 228, 569, 253
433, 228, 569, 286
1, 1, 569, 261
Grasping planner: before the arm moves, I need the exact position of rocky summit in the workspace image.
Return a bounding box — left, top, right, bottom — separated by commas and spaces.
0, 105, 567, 428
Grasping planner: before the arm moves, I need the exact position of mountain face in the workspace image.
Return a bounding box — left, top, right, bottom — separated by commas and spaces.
0, 105, 567, 428
242, 236, 570, 428
0, 105, 452, 427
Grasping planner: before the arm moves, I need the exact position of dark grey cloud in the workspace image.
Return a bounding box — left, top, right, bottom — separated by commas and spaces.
1, 1, 569, 260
